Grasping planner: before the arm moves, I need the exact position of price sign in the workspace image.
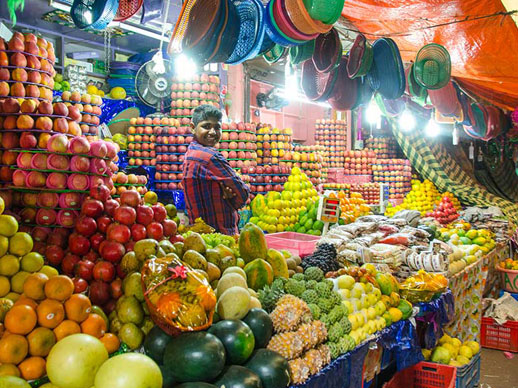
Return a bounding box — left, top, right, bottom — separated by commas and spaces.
317, 197, 340, 224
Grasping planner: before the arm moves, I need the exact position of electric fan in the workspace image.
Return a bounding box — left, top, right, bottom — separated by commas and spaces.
135, 59, 172, 112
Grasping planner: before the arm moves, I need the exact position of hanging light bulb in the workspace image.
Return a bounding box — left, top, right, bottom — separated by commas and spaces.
366, 99, 381, 125
174, 54, 197, 80
425, 120, 440, 137
452, 125, 459, 145
398, 109, 415, 132
281, 62, 298, 100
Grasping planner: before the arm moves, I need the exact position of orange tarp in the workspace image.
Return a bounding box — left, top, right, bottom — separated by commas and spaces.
341, 0, 518, 110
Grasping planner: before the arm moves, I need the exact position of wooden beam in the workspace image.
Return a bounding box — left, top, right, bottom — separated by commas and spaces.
501, 0, 518, 28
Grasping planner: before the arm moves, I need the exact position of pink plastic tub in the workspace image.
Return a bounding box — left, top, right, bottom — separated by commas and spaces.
498, 267, 518, 293
265, 232, 319, 257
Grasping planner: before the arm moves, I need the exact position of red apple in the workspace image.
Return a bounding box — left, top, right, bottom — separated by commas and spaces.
107, 223, 131, 244
152, 204, 167, 222
93, 261, 115, 282
146, 222, 164, 240
131, 223, 147, 241
114, 206, 136, 226
136, 205, 154, 226
75, 216, 97, 237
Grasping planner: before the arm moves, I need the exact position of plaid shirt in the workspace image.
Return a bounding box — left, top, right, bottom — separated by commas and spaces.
182, 140, 250, 235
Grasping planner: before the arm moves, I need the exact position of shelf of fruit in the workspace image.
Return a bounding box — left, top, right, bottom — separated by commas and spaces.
243, 165, 290, 195
218, 121, 258, 173
255, 125, 292, 166
344, 149, 377, 176
365, 137, 399, 159
315, 119, 347, 168
60, 91, 103, 138
372, 159, 412, 199
169, 73, 220, 118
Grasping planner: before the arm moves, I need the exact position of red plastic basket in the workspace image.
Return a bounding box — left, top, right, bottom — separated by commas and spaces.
480, 317, 518, 352
265, 232, 319, 257
384, 362, 456, 388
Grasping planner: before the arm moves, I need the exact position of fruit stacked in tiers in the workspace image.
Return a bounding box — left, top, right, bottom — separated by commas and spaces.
60, 90, 103, 139
365, 137, 399, 159
218, 121, 258, 171
281, 145, 325, 186
256, 125, 292, 166
169, 73, 220, 118
314, 120, 346, 168
323, 183, 351, 196
127, 116, 170, 168
344, 149, 377, 176
111, 171, 148, 197
152, 117, 191, 190
244, 164, 291, 195
349, 183, 380, 205
372, 159, 412, 199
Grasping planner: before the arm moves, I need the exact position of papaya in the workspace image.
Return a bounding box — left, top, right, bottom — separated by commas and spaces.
375, 273, 393, 295
215, 244, 236, 261
244, 259, 274, 291
183, 232, 207, 254
182, 250, 208, 271
397, 299, 413, 319
239, 223, 268, 264
265, 249, 289, 279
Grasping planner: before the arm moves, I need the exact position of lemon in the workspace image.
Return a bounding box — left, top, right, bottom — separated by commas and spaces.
459, 345, 473, 359
443, 343, 458, 358
87, 85, 98, 95
0, 255, 19, 276
456, 355, 470, 365
0, 236, 8, 257
464, 340, 480, 354
111, 86, 127, 99
0, 215, 18, 237
451, 338, 462, 349
0, 196, 4, 215
8, 232, 33, 256
98, 90, 105, 97
20, 252, 44, 273
39, 265, 59, 278
10, 271, 29, 294
439, 334, 452, 345
0, 276, 10, 297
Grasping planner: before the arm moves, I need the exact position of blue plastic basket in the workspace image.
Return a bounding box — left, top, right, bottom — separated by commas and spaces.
499, 289, 518, 301
455, 353, 480, 388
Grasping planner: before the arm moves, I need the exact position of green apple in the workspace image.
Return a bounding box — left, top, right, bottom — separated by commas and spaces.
337, 275, 356, 290
351, 283, 364, 299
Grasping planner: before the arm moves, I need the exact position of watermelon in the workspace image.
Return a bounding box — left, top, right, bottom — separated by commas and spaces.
159, 363, 176, 388
213, 365, 262, 388
243, 308, 273, 348
163, 332, 226, 382
208, 320, 256, 365
245, 349, 290, 388
144, 325, 173, 364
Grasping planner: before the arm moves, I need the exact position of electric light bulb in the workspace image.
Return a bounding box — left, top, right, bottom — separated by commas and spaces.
366, 100, 381, 125
399, 110, 415, 132
174, 54, 197, 80
425, 120, 440, 137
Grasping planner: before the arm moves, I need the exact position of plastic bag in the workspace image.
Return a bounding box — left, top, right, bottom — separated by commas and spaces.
379, 233, 411, 246
142, 256, 216, 335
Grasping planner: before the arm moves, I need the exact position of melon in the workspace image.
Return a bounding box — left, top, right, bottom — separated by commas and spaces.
216, 273, 248, 298
217, 287, 250, 320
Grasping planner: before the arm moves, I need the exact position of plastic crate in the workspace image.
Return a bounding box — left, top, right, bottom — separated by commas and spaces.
265, 232, 319, 257
384, 362, 456, 388
480, 317, 518, 352
455, 352, 480, 388
499, 289, 518, 301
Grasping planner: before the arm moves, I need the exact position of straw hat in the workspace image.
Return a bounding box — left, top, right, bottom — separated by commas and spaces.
414, 43, 451, 90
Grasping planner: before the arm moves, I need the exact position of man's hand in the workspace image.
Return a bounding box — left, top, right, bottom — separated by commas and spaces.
220, 183, 236, 200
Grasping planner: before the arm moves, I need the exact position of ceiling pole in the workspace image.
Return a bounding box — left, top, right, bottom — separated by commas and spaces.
500, 0, 518, 28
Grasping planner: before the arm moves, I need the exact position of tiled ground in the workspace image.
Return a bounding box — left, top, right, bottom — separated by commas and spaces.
480, 348, 518, 388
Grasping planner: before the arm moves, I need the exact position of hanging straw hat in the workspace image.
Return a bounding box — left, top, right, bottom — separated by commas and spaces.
367, 38, 405, 100
312, 28, 342, 73
327, 56, 359, 111
347, 34, 373, 79
428, 81, 460, 116
414, 43, 451, 90
301, 59, 338, 101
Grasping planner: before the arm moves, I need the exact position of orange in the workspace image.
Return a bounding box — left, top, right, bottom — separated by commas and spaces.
0, 334, 28, 364
23, 273, 49, 301
64, 293, 91, 323
0, 363, 20, 377
80, 313, 107, 338
27, 327, 56, 356
53, 319, 81, 341
100, 333, 120, 354
44, 275, 74, 302
36, 299, 64, 329
18, 356, 46, 380
14, 294, 38, 310
4, 304, 37, 335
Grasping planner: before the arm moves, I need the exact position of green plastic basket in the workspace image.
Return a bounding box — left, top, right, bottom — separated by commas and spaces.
302, 0, 342, 24
289, 40, 315, 65
414, 43, 451, 90
263, 44, 287, 64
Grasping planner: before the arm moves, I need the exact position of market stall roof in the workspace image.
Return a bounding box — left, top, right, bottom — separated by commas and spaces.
341, 0, 518, 111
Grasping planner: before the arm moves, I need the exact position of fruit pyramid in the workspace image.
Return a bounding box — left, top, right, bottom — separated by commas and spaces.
426, 195, 460, 225
60, 91, 103, 139
249, 167, 319, 233
385, 179, 442, 216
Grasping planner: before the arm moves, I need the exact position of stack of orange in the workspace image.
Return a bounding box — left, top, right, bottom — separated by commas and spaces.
339, 192, 371, 224
0, 274, 119, 380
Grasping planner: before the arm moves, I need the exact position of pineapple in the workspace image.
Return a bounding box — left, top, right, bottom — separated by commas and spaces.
297, 320, 328, 352
267, 331, 305, 360
270, 294, 312, 333
288, 357, 310, 385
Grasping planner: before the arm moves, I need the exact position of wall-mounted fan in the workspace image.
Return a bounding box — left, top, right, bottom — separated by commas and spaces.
135, 59, 172, 112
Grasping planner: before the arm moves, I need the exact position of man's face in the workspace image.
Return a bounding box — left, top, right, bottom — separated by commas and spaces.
191, 117, 221, 147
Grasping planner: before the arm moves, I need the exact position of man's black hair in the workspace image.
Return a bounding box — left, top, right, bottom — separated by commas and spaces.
192, 104, 222, 127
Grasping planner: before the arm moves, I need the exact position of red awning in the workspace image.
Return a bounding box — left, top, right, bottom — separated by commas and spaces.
341, 0, 518, 110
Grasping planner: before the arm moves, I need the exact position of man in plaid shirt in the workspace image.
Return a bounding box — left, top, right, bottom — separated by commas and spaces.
182, 105, 250, 235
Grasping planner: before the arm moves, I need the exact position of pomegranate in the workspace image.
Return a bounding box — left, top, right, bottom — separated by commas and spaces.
114, 205, 136, 226
131, 224, 147, 241
104, 198, 120, 216
136, 205, 154, 226
100, 240, 125, 263
106, 223, 131, 244
162, 219, 178, 237
61, 253, 81, 277
75, 216, 97, 237
90, 232, 105, 252
152, 204, 167, 222
45, 245, 65, 266
89, 280, 110, 306
89, 184, 110, 202
75, 259, 95, 281
146, 222, 164, 240
68, 233, 91, 256
120, 190, 140, 207
97, 216, 111, 234
81, 198, 104, 218
93, 261, 115, 282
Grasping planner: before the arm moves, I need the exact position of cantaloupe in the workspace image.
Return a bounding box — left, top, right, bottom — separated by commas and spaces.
216, 273, 248, 298
217, 287, 250, 320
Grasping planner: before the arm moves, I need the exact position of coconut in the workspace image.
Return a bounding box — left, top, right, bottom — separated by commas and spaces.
46, 134, 69, 153
89, 140, 107, 158
68, 136, 90, 154
67, 173, 89, 191
47, 154, 70, 171
36, 208, 57, 226
46, 172, 67, 189
16, 152, 33, 169
12, 169, 28, 187
56, 209, 78, 227
70, 155, 90, 172
21, 207, 37, 224
59, 192, 82, 208
89, 158, 107, 175
26, 171, 47, 187
30, 153, 48, 170
36, 192, 59, 208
